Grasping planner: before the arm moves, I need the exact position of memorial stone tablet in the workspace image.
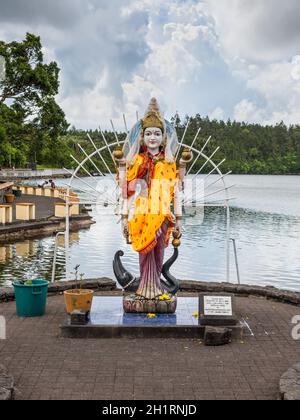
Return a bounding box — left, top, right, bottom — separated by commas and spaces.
204, 295, 232, 316
198, 293, 238, 326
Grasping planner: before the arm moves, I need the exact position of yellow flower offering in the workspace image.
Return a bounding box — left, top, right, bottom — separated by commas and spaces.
147, 313, 156, 318
193, 311, 199, 318
159, 294, 171, 301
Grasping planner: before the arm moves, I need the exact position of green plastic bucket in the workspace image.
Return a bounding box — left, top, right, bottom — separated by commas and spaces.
13, 279, 48, 317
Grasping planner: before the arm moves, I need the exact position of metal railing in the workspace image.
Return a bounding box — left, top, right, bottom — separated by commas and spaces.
230, 238, 241, 284
51, 231, 65, 283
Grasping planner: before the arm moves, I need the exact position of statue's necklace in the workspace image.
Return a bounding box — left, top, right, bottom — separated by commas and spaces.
149, 151, 163, 165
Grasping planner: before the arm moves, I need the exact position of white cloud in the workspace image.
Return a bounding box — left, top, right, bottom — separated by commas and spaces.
119, 0, 219, 122
144, 41, 202, 85
209, 107, 224, 121
233, 57, 300, 125
60, 82, 116, 129
1, 0, 300, 127
60, 0, 209, 126
202, 0, 300, 125
291, 56, 300, 81
204, 0, 300, 63
247, 60, 299, 105
234, 99, 265, 123
122, 75, 163, 121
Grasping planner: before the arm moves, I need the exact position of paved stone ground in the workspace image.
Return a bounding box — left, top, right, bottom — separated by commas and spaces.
0, 291, 300, 400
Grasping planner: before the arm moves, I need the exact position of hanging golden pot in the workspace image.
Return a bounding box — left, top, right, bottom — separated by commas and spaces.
113, 146, 124, 160
173, 230, 181, 239
181, 147, 192, 162
172, 238, 181, 248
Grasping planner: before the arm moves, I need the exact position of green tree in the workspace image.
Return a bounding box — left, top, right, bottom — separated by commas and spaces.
0, 32, 68, 167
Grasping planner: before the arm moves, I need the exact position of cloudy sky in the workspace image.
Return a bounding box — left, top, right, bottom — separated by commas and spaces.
0, 0, 300, 129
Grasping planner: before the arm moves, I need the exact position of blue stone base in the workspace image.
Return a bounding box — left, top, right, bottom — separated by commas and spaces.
89, 296, 198, 326
60, 296, 244, 339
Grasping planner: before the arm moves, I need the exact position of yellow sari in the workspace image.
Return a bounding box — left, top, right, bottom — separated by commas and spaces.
127, 154, 177, 255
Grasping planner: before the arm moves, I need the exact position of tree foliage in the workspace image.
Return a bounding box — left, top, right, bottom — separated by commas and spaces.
171, 115, 300, 174
0, 33, 68, 167
63, 118, 300, 175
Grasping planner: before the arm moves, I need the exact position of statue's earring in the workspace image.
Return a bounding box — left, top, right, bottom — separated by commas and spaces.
140, 138, 145, 146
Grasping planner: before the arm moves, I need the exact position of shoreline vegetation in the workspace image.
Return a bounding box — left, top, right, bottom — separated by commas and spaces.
58, 120, 300, 176
1, 33, 300, 176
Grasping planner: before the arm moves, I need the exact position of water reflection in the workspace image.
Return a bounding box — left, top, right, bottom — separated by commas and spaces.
0, 246, 12, 263
15, 240, 36, 257
56, 231, 80, 248
0, 232, 81, 286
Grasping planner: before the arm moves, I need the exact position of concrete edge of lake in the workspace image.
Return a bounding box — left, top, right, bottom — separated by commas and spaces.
0, 214, 94, 243
1, 278, 300, 306
179, 280, 300, 306
0, 192, 95, 243
0, 278, 116, 302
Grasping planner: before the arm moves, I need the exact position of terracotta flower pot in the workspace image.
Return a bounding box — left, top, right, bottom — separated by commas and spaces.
4, 194, 15, 203
63, 289, 94, 314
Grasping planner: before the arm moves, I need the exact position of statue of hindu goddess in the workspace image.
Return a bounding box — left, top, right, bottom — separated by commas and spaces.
113, 98, 192, 313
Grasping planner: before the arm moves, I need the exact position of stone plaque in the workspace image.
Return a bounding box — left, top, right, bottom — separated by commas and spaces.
198, 293, 238, 327
204, 295, 232, 316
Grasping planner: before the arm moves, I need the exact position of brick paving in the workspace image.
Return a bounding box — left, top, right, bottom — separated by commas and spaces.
0, 291, 300, 400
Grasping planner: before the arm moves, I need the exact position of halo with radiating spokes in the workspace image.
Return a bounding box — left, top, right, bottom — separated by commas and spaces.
62, 116, 234, 284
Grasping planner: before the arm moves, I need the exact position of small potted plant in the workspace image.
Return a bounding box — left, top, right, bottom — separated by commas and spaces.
4, 190, 15, 203
63, 265, 94, 314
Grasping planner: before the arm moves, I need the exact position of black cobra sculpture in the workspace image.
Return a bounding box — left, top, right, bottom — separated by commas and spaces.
113, 250, 140, 292
113, 248, 180, 295
161, 247, 180, 295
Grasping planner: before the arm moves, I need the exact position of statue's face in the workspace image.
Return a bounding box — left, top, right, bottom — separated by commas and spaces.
144, 127, 163, 151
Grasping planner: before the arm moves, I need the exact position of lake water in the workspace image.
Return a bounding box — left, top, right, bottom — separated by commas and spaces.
0, 175, 299, 291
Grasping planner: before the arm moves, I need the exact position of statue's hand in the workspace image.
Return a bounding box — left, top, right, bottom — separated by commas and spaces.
116, 157, 126, 166
122, 218, 129, 240
179, 148, 193, 165
175, 218, 182, 238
